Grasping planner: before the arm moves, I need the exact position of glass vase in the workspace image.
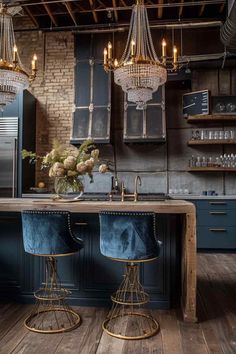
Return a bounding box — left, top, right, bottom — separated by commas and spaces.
54, 176, 84, 201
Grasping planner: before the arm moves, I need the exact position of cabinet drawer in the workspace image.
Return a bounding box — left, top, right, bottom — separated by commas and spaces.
197, 226, 236, 249
195, 200, 236, 210
197, 209, 236, 226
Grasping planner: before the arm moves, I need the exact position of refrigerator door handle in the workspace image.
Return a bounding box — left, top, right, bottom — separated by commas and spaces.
12, 138, 18, 198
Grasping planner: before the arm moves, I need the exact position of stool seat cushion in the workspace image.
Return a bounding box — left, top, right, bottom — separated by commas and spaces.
99, 212, 161, 260
22, 210, 83, 256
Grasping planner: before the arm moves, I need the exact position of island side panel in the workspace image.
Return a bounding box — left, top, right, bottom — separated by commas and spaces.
181, 210, 197, 322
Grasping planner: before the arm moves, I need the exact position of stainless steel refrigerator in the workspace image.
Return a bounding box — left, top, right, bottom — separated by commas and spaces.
0, 117, 18, 197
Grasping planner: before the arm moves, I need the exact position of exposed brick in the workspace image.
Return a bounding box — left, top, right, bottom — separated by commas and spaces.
14, 21, 75, 184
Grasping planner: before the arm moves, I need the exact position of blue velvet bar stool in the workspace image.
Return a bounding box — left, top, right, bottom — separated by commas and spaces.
99, 211, 162, 340
21, 210, 84, 334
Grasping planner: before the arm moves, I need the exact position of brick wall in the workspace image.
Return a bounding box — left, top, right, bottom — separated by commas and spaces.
14, 20, 75, 184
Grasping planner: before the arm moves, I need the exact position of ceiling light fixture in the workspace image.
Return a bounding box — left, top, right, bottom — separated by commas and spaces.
0, 4, 37, 109
103, 0, 176, 109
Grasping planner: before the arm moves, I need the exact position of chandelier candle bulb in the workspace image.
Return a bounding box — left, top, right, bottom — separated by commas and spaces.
103, 48, 108, 65
13, 45, 17, 62
161, 39, 166, 59
173, 46, 178, 65
108, 42, 112, 59
131, 40, 135, 56
31, 60, 35, 71
114, 59, 118, 67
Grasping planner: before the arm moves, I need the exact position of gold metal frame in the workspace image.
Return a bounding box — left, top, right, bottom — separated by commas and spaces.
103, 262, 160, 340
24, 256, 81, 334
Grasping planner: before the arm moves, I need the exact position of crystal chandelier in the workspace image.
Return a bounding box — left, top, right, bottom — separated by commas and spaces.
103, 0, 168, 110
0, 4, 37, 109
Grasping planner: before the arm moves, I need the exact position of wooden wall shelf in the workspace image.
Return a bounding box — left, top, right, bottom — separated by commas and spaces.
187, 114, 236, 123
188, 139, 236, 146
188, 167, 236, 172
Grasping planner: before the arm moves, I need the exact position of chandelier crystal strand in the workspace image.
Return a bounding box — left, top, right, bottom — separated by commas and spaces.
104, 0, 167, 109
0, 4, 37, 108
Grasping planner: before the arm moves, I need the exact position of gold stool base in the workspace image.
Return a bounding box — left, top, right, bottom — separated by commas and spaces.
103, 262, 160, 340
24, 307, 81, 334
103, 312, 160, 340
24, 256, 81, 334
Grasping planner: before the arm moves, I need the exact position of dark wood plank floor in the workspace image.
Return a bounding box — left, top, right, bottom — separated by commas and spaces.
0, 253, 236, 354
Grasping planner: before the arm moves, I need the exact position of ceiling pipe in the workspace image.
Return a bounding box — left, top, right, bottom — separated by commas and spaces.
14, 20, 222, 33
221, 0, 236, 52
10, 0, 226, 11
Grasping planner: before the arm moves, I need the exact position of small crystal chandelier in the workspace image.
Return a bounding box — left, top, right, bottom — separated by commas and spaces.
0, 4, 37, 109
103, 0, 169, 110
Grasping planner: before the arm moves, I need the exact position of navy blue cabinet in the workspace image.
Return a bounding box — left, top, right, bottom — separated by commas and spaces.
0, 212, 180, 309
192, 200, 236, 249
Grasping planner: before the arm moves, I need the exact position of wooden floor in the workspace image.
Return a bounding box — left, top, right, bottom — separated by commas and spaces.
0, 253, 236, 354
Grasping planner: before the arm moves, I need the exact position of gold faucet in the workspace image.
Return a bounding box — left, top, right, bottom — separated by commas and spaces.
121, 175, 142, 202
134, 175, 142, 202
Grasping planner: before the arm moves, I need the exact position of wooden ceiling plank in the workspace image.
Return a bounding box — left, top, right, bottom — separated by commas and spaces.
24, 5, 39, 27
199, 4, 206, 16
41, 0, 58, 26
179, 0, 184, 18
89, 0, 98, 23
64, 1, 77, 26
112, 0, 118, 22
158, 0, 163, 19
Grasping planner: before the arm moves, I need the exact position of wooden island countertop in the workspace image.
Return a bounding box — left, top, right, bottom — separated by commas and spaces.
0, 198, 197, 323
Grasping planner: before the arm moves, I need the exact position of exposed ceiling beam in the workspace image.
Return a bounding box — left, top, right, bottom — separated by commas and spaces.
199, 4, 206, 16
64, 1, 77, 26
158, 0, 163, 19
89, 0, 98, 23
24, 5, 39, 27
41, 0, 58, 26
64, 1, 228, 13
112, 0, 118, 22
179, 0, 184, 17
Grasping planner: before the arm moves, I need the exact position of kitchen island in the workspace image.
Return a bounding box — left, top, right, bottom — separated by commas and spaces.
0, 198, 196, 323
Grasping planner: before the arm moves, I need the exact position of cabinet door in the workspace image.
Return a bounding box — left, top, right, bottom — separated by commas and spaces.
123, 86, 166, 142
72, 34, 111, 144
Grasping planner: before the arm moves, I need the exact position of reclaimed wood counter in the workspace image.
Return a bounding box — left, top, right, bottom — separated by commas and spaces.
0, 198, 197, 323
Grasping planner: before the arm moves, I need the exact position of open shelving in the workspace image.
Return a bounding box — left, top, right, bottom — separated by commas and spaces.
187, 114, 236, 123
187, 139, 236, 146
188, 167, 236, 172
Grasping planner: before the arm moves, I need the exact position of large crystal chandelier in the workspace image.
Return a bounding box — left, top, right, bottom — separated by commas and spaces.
103, 0, 167, 109
0, 4, 37, 108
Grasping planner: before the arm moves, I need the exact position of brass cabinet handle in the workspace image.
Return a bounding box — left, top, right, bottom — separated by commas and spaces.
209, 211, 227, 215
209, 228, 227, 232
209, 202, 227, 205
74, 222, 88, 226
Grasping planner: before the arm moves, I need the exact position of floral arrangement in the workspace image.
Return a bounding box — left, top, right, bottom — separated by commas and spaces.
22, 139, 108, 196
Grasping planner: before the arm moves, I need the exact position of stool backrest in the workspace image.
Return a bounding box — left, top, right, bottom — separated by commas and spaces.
21, 210, 83, 256
99, 211, 161, 261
